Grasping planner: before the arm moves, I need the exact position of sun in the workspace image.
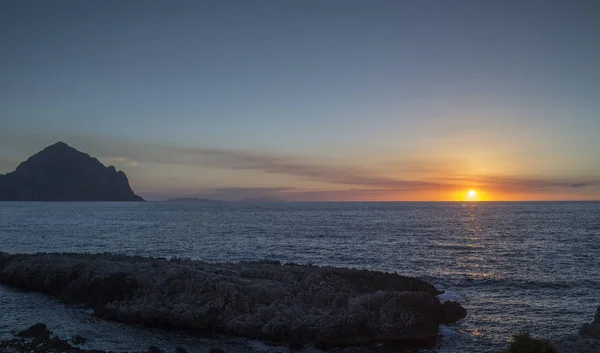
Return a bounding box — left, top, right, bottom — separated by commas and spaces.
468, 189, 477, 198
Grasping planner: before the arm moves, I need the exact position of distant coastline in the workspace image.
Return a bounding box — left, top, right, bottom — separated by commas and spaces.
162, 196, 287, 203
163, 197, 225, 203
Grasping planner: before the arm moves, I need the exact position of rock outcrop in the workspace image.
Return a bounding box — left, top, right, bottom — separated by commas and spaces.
441, 301, 468, 324
580, 306, 600, 339
551, 305, 600, 353
0, 142, 143, 201
0, 252, 465, 348
2, 323, 170, 353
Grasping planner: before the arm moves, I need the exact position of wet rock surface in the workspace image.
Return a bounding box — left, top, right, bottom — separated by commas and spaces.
0, 252, 464, 348
15, 323, 51, 340
1, 323, 225, 353
552, 305, 600, 353
580, 306, 600, 339
441, 301, 467, 324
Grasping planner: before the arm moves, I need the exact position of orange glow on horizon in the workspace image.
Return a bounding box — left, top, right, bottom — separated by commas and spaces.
454, 189, 489, 201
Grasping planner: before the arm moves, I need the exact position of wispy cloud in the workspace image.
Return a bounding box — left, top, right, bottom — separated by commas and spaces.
2, 132, 600, 200
449, 176, 600, 192
126, 145, 600, 194
102, 156, 139, 168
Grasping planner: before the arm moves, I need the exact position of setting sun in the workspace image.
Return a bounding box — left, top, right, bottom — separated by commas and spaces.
468, 189, 477, 198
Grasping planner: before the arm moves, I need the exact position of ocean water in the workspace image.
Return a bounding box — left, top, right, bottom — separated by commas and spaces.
1, 201, 599, 352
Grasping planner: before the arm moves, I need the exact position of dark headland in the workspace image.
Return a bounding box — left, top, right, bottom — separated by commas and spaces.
0, 142, 143, 201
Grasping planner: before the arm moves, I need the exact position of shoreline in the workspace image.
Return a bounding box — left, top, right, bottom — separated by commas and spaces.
0, 253, 600, 353
0, 252, 466, 349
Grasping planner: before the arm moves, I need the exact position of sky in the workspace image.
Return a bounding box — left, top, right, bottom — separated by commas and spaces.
1, 0, 599, 201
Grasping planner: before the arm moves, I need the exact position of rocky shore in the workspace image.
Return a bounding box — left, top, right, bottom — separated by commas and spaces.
502, 305, 600, 353
551, 305, 600, 353
0, 252, 466, 349
0, 323, 205, 353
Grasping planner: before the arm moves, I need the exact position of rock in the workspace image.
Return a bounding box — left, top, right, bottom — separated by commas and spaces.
49, 336, 74, 350
288, 341, 304, 350
580, 322, 600, 339
147, 346, 162, 353
15, 323, 50, 340
209, 349, 225, 353
0, 252, 456, 348
554, 305, 600, 352
506, 333, 558, 353
0, 141, 143, 201
3, 324, 122, 352
71, 334, 87, 345
0, 252, 9, 269
441, 301, 468, 323
580, 305, 600, 339
175, 347, 188, 353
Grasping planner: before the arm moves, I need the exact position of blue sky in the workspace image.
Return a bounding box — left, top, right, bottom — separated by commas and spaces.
1, 1, 599, 200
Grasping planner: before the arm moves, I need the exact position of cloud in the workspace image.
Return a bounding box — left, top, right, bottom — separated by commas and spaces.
107, 144, 457, 190
126, 145, 600, 194
463, 176, 600, 192
2, 132, 600, 200
102, 156, 139, 168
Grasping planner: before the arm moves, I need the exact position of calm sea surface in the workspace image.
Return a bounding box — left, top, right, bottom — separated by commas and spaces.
1, 202, 599, 352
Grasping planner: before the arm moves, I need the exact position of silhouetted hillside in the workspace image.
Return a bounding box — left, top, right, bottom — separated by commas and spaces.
0, 142, 143, 201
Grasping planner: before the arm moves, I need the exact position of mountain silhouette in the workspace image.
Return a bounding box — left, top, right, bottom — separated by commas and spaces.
0, 142, 143, 201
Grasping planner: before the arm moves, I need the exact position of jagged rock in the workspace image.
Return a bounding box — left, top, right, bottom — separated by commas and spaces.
0, 252, 9, 269
71, 334, 87, 345
505, 332, 558, 353
3, 323, 123, 352
288, 340, 304, 350
49, 336, 75, 350
580, 306, 600, 339
0, 252, 456, 347
580, 323, 600, 340
0, 141, 143, 201
552, 306, 600, 352
16, 323, 51, 340
147, 346, 162, 353
175, 347, 188, 353
441, 301, 467, 323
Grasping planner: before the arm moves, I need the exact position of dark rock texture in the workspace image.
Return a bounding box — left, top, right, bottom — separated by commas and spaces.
504, 332, 558, 353
0, 252, 464, 348
0, 142, 143, 201
580, 306, 600, 339
550, 305, 600, 353
15, 323, 51, 340
441, 301, 468, 324
1, 323, 183, 353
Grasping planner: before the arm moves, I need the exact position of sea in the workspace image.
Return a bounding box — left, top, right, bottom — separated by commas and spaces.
1, 201, 599, 352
